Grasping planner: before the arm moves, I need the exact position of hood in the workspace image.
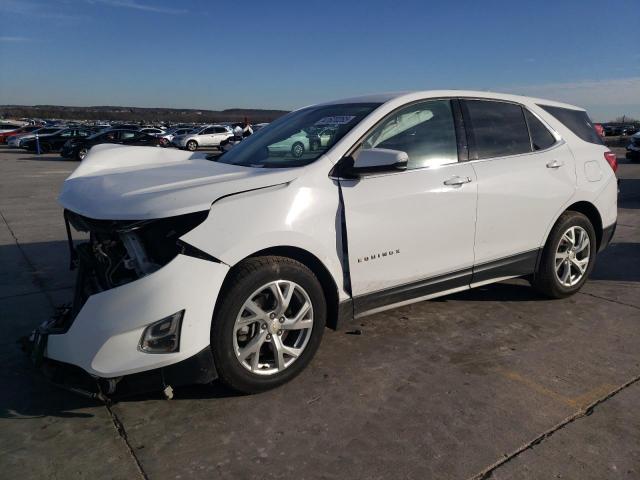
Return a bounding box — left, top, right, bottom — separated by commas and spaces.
59, 144, 299, 220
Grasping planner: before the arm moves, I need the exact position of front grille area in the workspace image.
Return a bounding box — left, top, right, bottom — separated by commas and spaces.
64, 209, 209, 322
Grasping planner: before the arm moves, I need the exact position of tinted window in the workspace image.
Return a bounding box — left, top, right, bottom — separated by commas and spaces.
524, 110, 556, 151
202, 127, 216, 134
121, 131, 137, 140
361, 99, 458, 169
464, 100, 531, 159
213, 127, 228, 133
538, 105, 602, 145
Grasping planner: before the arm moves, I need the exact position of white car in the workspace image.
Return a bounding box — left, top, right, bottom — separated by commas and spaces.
33, 90, 617, 396
268, 127, 336, 158
172, 125, 233, 151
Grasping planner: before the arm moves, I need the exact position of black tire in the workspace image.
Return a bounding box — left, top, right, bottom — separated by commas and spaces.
77, 147, 88, 161
532, 211, 597, 298
186, 140, 198, 151
291, 142, 304, 158
211, 256, 326, 393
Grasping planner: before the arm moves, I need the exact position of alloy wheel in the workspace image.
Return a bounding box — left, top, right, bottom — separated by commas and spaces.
554, 225, 591, 287
233, 280, 314, 376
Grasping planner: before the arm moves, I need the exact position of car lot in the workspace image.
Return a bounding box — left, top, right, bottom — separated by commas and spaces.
0, 146, 639, 479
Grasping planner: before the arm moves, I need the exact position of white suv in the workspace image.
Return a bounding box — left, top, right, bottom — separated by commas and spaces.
34, 91, 617, 396
172, 124, 233, 151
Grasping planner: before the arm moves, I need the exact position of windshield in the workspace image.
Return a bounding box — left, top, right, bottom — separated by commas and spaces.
213, 103, 381, 168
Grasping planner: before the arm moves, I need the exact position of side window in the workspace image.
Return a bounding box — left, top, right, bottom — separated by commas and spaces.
213, 127, 227, 134
202, 127, 216, 134
538, 104, 603, 145
465, 100, 531, 159
360, 99, 458, 169
60, 130, 73, 137
524, 110, 556, 151
120, 131, 137, 140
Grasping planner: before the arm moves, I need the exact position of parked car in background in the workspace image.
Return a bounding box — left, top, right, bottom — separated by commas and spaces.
172, 125, 233, 151
140, 127, 166, 136
61, 129, 160, 160
627, 132, 640, 161
252, 123, 269, 131
20, 128, 95, 153
158, 127, 194, 147
0, 122, 25, 134
33, 90, 617, 396
7, 127, 64, 148
0, 125, 40, 144
267, 127, 336, 158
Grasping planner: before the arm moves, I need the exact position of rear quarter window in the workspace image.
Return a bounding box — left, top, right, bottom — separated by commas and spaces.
538, 105, 602, 145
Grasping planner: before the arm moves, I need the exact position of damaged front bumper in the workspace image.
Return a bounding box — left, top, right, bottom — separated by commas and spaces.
26, 209, 231, 398
28, 254, 229, 398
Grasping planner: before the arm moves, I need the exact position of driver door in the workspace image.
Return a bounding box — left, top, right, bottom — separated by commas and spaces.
338, 99, 477, 315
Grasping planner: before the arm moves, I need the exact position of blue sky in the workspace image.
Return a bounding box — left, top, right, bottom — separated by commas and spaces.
0, 0, 638, 120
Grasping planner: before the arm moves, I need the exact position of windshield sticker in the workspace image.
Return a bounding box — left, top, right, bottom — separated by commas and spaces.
315, 116, 355, 126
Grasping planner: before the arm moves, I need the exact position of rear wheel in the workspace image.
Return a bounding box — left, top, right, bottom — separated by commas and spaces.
532, 211, 596, 298
77, 147, 88, 160
211, 256, 326, 393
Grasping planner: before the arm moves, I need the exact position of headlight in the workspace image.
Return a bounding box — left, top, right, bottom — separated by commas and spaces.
138, 310, 184, 353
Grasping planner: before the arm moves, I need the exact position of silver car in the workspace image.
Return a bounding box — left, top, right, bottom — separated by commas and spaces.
172, 125, 233, 151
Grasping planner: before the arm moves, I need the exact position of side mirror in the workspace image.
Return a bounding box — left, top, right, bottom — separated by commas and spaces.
347, 148, 408, 176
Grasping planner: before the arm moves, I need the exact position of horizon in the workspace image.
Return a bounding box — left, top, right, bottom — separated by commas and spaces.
1, 0, 639, 121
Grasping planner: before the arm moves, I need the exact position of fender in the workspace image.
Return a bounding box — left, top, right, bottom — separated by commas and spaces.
180, 175, 350, 301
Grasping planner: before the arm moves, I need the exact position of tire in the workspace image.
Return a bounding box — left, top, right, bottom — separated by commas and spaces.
159, 138, 169, 147
186, 140, 198, 151
77, 147, 88, 161
211, 256, 326, 393
532, 211, 596, 298
291, 142, 304, 158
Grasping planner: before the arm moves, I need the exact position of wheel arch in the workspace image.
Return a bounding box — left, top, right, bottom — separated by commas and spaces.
564, 201, 603, 250
218, 245, 342, 330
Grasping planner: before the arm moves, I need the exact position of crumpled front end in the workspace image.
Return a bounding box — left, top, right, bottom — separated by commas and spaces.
30, 209, 229, 397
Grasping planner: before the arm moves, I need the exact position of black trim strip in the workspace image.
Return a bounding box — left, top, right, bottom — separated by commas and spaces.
353, 267, 472, 316
350, 249, 542, 318
472, 249, 540, 284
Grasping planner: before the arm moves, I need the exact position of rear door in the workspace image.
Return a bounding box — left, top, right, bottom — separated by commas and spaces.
462, 99, 576, 281
339, 99, 477, 314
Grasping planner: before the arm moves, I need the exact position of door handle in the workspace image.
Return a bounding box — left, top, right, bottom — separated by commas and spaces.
443, 176, 472, 186
546, 160, 564, 169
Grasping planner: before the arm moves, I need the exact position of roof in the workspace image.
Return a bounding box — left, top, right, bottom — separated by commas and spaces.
317, 90, 584, 111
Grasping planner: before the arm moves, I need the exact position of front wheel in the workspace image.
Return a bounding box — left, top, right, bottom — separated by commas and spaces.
211, 256, 326, 393
77, 147, 88, 160
532, 211, 596, 298
186, 140, 198, 151
291, 142, 304, 158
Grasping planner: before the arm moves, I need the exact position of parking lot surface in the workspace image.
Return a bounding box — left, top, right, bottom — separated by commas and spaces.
1, 147, 639, 479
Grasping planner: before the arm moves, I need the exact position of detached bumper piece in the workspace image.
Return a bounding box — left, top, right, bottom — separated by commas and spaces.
25, 326, 217, 400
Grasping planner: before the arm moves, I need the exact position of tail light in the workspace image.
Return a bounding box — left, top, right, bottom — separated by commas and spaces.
604, 151, 618, 173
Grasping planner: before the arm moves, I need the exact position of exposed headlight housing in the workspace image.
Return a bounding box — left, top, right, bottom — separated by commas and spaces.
138, 310, 184, 353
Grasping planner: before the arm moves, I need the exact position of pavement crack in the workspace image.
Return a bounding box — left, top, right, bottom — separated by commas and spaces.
467, 374, 640, 480
0, 209, 57, 309
104, 402, 149, 480
578, 291, 640, 310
